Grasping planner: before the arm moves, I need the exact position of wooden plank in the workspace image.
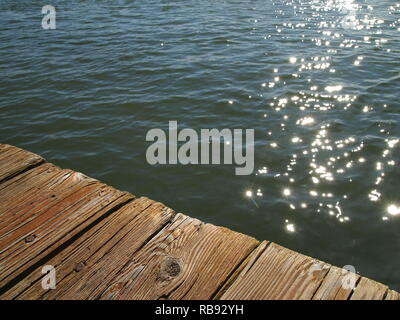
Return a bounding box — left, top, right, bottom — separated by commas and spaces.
3, 197, 173, 299
385, 289, 400, 300
350, 277, 388, 300
98, 214, 258, 300
0, 144, 44, 183
0, 162, 133, 290
1, 144, 397, 300
312, 266, 360, 300
220, 242, 331, 300
7, 209, 258, 300
213, 240, 263, 300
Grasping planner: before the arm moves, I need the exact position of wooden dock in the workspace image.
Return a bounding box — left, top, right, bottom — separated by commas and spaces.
0, 143, 398, 300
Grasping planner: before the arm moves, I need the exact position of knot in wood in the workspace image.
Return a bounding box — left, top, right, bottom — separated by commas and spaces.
25, 235, 36, 243
165, 259, 181, 277
74, 261, 86, 272
159, 257, 182, 281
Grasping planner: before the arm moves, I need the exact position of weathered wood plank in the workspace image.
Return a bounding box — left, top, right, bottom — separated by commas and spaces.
2, 197, 172, 299
7, 209, 258, 300
220, 242, 331, 300
0, 144, 44, 183
312, 266, 360, 300
350, 277, 388, 300
213, 240, 263, 300
385, 289, 400, 300
97, 213, 259, 300
0, 162, 133, 290
0, 144, 397, 300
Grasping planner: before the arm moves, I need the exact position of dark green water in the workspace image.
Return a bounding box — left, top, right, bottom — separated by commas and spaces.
1, 0, 400, 290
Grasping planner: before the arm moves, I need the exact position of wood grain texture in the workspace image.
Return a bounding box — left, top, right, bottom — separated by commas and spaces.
6, 204, 258, 300
0, 144, 44, 183
98, 213, 258, 300
312, 266, 360, 300
220, 242, 331, 300
385, 290, 400, 300
3, 197, 173, 300
350, 277, 388, 300
0, 161, 133, 290
0, 144, 398, 300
